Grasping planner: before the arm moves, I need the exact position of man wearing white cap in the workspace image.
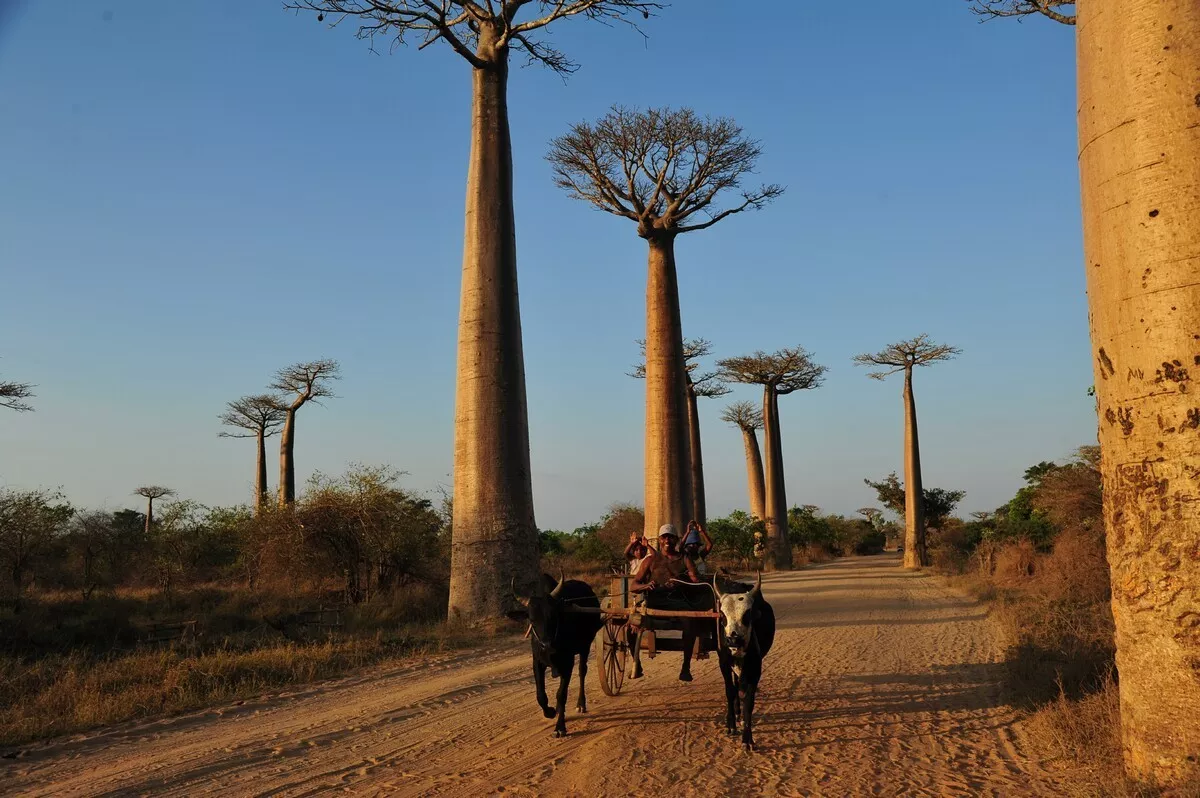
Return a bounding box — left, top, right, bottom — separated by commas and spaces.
629, 523, 695, 594
628, 522, 704, 680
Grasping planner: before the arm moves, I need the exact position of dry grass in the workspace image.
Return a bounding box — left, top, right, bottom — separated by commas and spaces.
0, 625, 491, 748
1026, 675, 1200, 797
1025, 674, 1124, 790
792, 543, 834, 566
938, 533, 1195, 795
0, 581, 500, 748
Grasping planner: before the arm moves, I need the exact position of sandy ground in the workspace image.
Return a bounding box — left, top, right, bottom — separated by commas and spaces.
2, 555, 1069, 797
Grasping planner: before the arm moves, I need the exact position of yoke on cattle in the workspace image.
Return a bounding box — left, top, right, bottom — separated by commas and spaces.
562, 575, 722, 696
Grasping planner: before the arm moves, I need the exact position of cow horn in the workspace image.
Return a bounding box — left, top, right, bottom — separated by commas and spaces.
510, 577, 529, 608
549, 569, 566, 598
751, 571, 762, 596
712, 575, 722, 601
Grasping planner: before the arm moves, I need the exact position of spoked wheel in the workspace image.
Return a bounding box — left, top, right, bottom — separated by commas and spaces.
597, 619, 628, 696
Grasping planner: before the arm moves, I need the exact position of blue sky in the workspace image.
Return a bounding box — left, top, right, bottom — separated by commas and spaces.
0, 1, 1090, 530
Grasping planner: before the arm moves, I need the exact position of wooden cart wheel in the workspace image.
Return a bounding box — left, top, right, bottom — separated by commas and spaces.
597, 619, 627, 697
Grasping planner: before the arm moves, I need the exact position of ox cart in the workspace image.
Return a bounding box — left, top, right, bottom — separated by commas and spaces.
564, 575, 721, 697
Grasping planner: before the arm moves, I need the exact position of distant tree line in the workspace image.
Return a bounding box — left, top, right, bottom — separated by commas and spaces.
0, 465, 447, 607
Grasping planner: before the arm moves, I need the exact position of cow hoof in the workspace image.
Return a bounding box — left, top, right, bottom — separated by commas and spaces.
543, 707, 556, 719
678, 671, 693, 682
553, 729, 567, 738
632, 668, 644, 680
725, 728, 738, 737
743, 741, 755, 753
576, 706, 587, 714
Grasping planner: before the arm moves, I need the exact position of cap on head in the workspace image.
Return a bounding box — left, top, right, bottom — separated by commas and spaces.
657, 523, 678, 539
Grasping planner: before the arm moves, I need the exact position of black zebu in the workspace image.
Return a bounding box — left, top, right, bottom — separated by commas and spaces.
509, 572, 604, 737
715, 573, 776, 750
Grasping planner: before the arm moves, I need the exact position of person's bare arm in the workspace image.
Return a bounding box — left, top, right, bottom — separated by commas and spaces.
698, 524, 714, 558
683, 555, 701, 583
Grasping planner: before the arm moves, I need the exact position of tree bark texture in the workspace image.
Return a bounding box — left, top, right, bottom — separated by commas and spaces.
761, 386, 791, 569
642, 235, 693, 546
144, 498, 153, 537
255, 430, 268, 515
902, 368, 927, 569
278, 409, 296, 507
1077, 0, 1200, 783
686, 381, 706, 527
448, 28, 539, 621
741, 425, 767, 523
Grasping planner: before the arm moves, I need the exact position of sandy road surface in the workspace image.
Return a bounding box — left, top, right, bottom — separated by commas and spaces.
3, 555, 1068, 797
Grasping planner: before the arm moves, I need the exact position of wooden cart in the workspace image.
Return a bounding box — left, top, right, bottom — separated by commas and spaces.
565, 575, 721, 697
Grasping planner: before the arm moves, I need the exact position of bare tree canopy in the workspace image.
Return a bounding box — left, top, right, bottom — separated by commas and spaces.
0, 378, 34, 412
717, 347, 827, 395
691, 373, 731, 398
219, 395, 287, 438
284, 0, 660, 72
852, 335, 962, 380
271, 359, 341, 410
721, 400, 762, 431
630, 337, 730, 397
134, 486, 175, 501
967, 0, 1075, 24
548, 106, 784, 238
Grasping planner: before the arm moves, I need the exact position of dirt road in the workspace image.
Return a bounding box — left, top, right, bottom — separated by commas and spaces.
3, 556, 1067, 797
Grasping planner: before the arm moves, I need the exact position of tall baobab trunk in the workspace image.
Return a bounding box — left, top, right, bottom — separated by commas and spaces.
642, 234, 693, 545
448, 27, 539, 620
740, 425, 767, 522
1078, 0, 1200, 782
278, 409, 297, 507
255, 429, 268, 514
901, 368, 927, 569
685, 380, 706, 527
761, 386, 791, 569
143, 497, 154, 537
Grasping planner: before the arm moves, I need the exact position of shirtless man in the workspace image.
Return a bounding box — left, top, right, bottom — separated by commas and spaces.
629, 524, 703, 680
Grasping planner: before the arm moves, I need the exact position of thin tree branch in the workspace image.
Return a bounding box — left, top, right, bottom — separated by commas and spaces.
675, 185, 784, 233
967, 0, 1075, 25
0, 379, 35, 412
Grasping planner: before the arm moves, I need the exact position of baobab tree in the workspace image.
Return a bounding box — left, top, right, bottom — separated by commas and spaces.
550, 106, 783, 540
632, 338, 729, 527
133, 486, 174, 537
219, 395, 287, 513
270, 360, 340, 507
853, 335, 960, 569
286, 1, 658, 621
856, 507, 882, 525
721, 401, 766, 523
968, 2, 1200, 782
717, 348, 826, 569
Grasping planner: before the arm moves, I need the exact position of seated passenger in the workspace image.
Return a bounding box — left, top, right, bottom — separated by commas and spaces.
624, 532, 654, 577
682, 520, 714, 577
